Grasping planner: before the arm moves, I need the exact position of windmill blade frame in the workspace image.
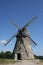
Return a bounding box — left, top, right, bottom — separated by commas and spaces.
22, 32, 37, 46
5, 34, 17, 46
23, 36, 36, 47
10, 20, 20, 30
28, 36, 37, 46
21, 16, 37, 29
22, 42, 28, 56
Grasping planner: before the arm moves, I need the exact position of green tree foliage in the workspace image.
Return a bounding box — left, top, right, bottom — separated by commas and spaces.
0, 51, 5, 58
34, 55, 43, 60
0, 51, 12, 59
5, 51, 12, 59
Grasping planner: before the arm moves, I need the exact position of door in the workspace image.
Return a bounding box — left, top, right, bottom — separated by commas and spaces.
17, 53, 21, 60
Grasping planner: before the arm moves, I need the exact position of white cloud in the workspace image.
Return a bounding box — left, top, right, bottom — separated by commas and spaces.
0, 40, 7, 44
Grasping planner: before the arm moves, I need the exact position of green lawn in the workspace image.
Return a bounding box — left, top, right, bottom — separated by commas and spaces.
0, 59, 16, 64
0, 59, 43, 64
0, 59, 21, 64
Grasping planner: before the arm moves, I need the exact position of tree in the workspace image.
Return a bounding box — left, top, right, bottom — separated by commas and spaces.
5, 51, 12, 59
0, 51, 5, 58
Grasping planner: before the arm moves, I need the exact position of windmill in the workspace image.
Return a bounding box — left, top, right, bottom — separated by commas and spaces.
5, 16, 37, 60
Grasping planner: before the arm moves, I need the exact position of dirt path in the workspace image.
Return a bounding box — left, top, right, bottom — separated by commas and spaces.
0, 60, 43, 65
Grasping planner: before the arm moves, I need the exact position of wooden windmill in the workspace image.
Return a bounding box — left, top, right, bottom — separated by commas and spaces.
5, 16, 37, 60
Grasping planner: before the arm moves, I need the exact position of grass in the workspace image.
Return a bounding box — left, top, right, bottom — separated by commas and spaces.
0, 59, 21, 64
0, 59, 43, 64
0, 59, 17, 64
40, 59, 43, 63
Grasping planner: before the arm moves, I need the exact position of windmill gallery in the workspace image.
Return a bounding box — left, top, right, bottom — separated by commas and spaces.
5, 17, 37, 60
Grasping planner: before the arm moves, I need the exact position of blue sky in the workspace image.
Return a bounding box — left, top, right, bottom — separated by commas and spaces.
0, 0, 43, 56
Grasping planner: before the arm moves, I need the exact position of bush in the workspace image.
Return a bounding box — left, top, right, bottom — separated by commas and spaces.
0, 51, 12, 59
34, 55, 43, 60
